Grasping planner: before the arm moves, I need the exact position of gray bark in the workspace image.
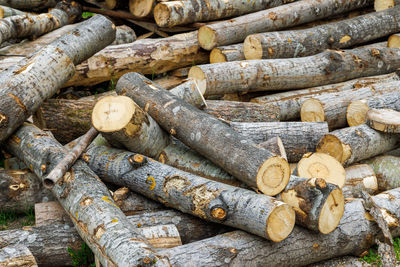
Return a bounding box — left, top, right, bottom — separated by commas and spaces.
0, 5, 24, 18
169, 79, 206, 108
362, 155, 400, 192
343, 164, 379, 198
0, 245, 38, 267
0, 0, 56, 10
210, 43, 245, 63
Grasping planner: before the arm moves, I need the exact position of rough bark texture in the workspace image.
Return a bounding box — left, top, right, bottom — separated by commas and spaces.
230, 121, 328, 162
154, 0, 298, 28
204, 100, 280, 123
317, 124, 400, 166
117, 72, 291, 196
169, 79, 206, 108
158, 187, 400, 266
244, 6, 400, 59
64, 31, 209, 87
84, 144, 295, 242
251, 72, 400, 121
0, 15, 116, 143
362, 155, 400, 192
300, 81, 400, 129
188, 47, 400, 95
342, 164, 378, 198
210, 43, 245, 63
0, 244, 38, 267
5, 124, 165, 267
35, 201, 71, 227
0, 0, 56, 9
310, 256, 372, 266
366, 108, 400, 133
0, 169, 54, 212
197, 0, 372, 50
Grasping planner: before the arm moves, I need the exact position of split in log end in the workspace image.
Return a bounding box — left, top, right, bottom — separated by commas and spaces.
366, 108, 400, 133
256, 156, 291, 196
301, 99, 325, 123
388, 33, 400, 48
374, 0, 395, 11
198, 26, 217, 51
267, 203, 295, 242
244, 35, 263, 60
318, 187, 344, 234
210, 48, 227, 63
346, 100, 369, 126
188, 66, 207, 95
316, 135, 352, 165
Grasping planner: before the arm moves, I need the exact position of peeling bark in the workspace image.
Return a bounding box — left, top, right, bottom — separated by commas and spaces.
210, 43, 245, 63
362, 155, 400, 192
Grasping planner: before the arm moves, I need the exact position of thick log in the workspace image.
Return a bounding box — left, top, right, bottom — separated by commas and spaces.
316, 124, 400, 166
204, 100, 280, 122
251, 72, 400, 121
210, 44, 245, 63
0, 5, 24, 18
366, 108, 400, 133
63, 31, 209, 87
0, 15, 116, 144
0, 0, 56, 10
347, 91, 400, 127
83, 144, 296, 241
188, 47, 400, 96
0, 169, 54, 212
5, 125, 165, 266
197, 0, 372, 50
244, 7, 400, 59
230, 122, 329, 162
279, 176, 344, 234
362, 155, 400, 191
0, 245, 38, 267
300, 81, 400, 129
35, 201, 71, 227
129, 0, 155, 17
112, 187, 165, 214
342, 164, 378, 198
117, 72, 291, 195
154, 0, 298, 28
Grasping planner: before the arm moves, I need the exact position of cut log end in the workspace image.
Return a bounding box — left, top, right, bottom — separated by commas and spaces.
256, 156, 290, 196
374, 0, 395, 11
316, 135, 351, 165
153, 3, 170, 26
297, 152, 346, 188
301, 98, 325, 123
346, 100, 369, 126
210, 48, 227, 63
92, 96, 135, 132
388, 33, 400, 48
198, 26, 217, 51
188, 66, 207, 95
318, 187, 345, 234
243, 35, 263, 60
266, 203, 295, 242
366, 108, 400, 133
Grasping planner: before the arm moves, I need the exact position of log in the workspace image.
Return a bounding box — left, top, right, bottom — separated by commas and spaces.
204, 100, 280, 122
188, 47, 400, 96
197, 0, 372, 50
129, 0, 155, 17
251, 72, 400, 121
388, 32, 400, 47
0, 5, 25, 18
112, 187, 165, 214
210, 44, 245, 63
154, 75, 186, 89
0, 15, 116, 144
116, 72, 291, 195
0, 169, 54, 212
112, 25, 136, 45
5, 124, 165, 266
0, 245, 38, 267
342, 164, 378, 198
35, 201, 71, 227
168, 79, 206, 108
366, 108, 400, 133
300, 81, 400, 129
257, 136, 287, 160
279, 176, 344, 234
83, 144, 296, 241
0, 0, 56, 10
362, 155, 400, 191
154, 0, 298, 28
310, 256, 372, 267
63, 31, 209, 87
229, 122, 329, 162
316, 124, 400, 166
295, 152, 346, 188
346, 91, 400, 127
243, 6, 400, 59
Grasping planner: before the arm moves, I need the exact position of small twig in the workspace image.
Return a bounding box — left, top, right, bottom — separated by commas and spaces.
43, 127, 98, 188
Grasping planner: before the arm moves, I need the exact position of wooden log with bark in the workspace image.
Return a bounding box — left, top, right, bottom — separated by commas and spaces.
197, 0, 372, 50
244, 6, 400, 59
251, 72, 400, 121
0, 0, 56, 10
210, 44, 245, 63
300, 81, 400, 129
342, 164, 378, 198
230, 122, 328, 162
366, 108, 400, 133
129, 0, 155, 17
0, 245, 38, 267
0, 5, 25, 18
116, 72, 291, 195
5, 124, 165, 266
168, 79, 206, 108
0, 15, 116, 143
316, 124, 400, 166
83, 144, 296, 241
362, 155, 400, 191
188, 47, 400, 96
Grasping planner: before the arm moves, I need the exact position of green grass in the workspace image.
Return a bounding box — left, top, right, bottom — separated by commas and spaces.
68, 243, 96, 267
361, 237, 400, 265
0, 207, 35, 230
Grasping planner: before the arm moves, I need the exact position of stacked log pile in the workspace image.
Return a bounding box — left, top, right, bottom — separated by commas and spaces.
0, 0, 400, 266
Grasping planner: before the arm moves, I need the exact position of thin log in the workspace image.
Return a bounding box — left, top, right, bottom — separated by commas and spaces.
244, 7, 400, 59
83, 144, 296, 241
301, 81, 400, 129
342, 164, 378, 198
362, 155, 400, 191
169, 79, 206, 108
117, 72, 291, 195
188, 47, 400, 96
0, 15, 116, 144
230, 121, 329, 162
0, 0, 56, 10
197, 0, 372, 50
204, 100, 280, 122
0, 245, 38, 267
316, 124, 400, 166
5, 124, 165, 266
0, 5, 24, 18
63, 31, 209, 87
366, 108, 400, 133
251, 72, 400, 121
129, 0, 155, 17
210, 43, 245, 63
